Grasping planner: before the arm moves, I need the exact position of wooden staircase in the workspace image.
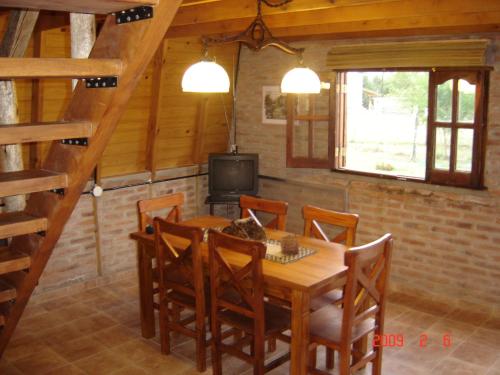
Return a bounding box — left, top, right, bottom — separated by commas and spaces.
0, 0, 181, 355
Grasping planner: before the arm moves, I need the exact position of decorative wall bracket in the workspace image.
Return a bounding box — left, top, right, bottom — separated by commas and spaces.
85, 77, 118, 88
115, 6, 153, 24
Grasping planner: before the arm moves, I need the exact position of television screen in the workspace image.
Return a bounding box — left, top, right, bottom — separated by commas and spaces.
208, 153, 258, 199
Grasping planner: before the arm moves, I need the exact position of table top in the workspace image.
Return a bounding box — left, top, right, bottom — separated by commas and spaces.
130, 215, 347, 293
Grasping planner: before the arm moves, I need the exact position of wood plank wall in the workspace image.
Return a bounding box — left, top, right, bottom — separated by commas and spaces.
0, 15, 236, 178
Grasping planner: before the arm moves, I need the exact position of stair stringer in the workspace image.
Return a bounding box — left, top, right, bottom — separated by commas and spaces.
0, 0, 182, 355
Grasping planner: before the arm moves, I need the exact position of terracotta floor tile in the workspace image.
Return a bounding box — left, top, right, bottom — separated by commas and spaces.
0, 360, 23, 375
446, 308, 490, 325
6, 274, 498, 375
481, 316, 500, 331
47, 336, 108, 362
396, 310, 441, 330
431, 357, 490, 375
44, 364, 86, 375
40, 323, 88, 346
112, 339, 163, 363
467, 327, 500, 349
110, 365, 149, 375
3, 334, 48, 362
74, 350, 129, 375
134, 353, 195, 374
11, 348, 68, 374
450, 341, 499, 368
91, 325, 139, 348
49, 302, 97, 322
40, 296, 78, 312
101, 303, 141, 326
17, 311, 66, 333
71, 313, 118, 335
427, 318, 477, 342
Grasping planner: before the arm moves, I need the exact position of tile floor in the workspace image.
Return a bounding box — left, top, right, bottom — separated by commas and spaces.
1, 277, 499, 375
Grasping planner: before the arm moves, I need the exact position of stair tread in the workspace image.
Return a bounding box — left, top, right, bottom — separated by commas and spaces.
0, 247, 30, 276
0, 58, 123, 79
0, 170, 68, 198
0, 121, 93, 144
0, 0, 158, 13
0, 279, 16, 304
0, 213, 47, 239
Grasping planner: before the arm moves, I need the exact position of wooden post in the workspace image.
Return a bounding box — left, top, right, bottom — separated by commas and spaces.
29, 29, 43, 169
146, 40, 167, 180
0, 10, 39, 212
70, 13, 96, 89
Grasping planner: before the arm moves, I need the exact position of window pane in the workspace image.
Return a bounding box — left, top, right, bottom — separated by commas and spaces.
293, 120, 309, 157
344, 71, 428, 178
458, 79, 475, 123
312, 121, 329, 159
436, 79, 453, 122
434, 127, 451, 170
456, 128, 474, 172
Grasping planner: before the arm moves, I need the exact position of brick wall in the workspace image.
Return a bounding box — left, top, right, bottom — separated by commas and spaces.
34, 166, 210, 298
236, 36, 500, 312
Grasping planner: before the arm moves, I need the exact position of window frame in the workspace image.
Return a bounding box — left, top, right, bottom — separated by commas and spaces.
286, 66, 490, 190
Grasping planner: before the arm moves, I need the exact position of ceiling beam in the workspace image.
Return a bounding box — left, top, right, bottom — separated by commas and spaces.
166, 0, 500, 39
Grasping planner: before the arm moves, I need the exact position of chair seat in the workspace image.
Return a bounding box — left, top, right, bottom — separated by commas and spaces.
310, 305, 376, 344
310, 289, 343, 311
218, 302, 291, 335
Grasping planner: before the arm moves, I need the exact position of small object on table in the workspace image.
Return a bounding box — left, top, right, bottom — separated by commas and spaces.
222, 217, 267, 242
281, 235, 299, 255
145, 224, 154, 234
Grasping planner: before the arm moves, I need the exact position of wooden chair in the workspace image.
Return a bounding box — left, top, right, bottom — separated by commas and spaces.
154, 217, 209, 372
240, 195, 288, 231
136, 193, 184, 336
208, 230, 291, 375
304, 205, 360, 311
308, 233, 393, 375
137, 192, 184, 232
303, 205, 359, 247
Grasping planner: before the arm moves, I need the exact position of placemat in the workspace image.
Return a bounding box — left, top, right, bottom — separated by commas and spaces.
203, 228, 317, 264
264, 239, 316, 264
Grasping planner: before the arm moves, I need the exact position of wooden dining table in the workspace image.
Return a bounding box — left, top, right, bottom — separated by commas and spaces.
130, 215, 348, 375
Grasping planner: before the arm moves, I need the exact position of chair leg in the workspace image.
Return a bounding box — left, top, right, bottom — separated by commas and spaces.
372, 349, 383, 375
326, 347, 335, 369
196, 327, 207, 372
268, 336, 277, 353
159, 300, 171, 355
338, 348, 351, 375
308, 346, 317, 370
253, 338, 265, 375
211, 321, 223, 375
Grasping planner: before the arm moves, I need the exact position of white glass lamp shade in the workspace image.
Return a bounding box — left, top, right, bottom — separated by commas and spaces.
181, 61, 230, 93
281, 67, 321, 94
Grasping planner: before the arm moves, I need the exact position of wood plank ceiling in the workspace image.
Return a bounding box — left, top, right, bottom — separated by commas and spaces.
169, 0, 500, 39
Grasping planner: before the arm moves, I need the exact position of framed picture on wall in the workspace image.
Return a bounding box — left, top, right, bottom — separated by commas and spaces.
262, 86, 287, 125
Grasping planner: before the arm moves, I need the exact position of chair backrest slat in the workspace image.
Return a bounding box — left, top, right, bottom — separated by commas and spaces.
340, 233, 393, 346
303, 205, 359, 247
137, 192, 184, 231
153, 218, 205, 308
240, 195, 288, 231
208, 230, 266, 324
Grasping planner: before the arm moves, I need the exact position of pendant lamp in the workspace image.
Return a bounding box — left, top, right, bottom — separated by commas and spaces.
181, 59, 230, 93
183, 0, 321, 95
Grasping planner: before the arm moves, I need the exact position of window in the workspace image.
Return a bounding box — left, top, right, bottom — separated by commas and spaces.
286, 68, 488, 189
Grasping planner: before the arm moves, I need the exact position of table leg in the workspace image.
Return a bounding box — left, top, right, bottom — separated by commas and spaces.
138, 243, 155, 338
291, 289, 310, 375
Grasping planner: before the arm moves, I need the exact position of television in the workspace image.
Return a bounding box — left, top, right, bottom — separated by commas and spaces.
208, 153, 259, 201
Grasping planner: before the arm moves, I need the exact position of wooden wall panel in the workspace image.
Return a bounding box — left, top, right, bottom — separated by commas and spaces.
155, 38, 236, 170
2, 15, 234, 178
